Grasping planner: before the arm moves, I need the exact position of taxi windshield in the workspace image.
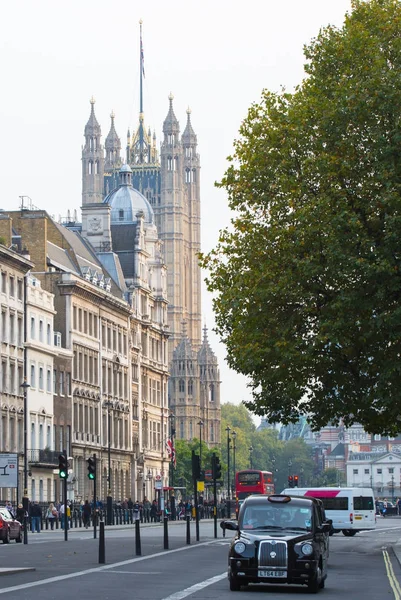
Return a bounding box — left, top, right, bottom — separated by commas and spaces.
240, 503, 312, 531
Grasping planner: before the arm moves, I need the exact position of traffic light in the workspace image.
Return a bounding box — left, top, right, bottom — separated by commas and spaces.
288, 475, 294, 488
58, 452, 68, 480
191, 450, 201, 480
87, 455, 96, 480
294, 475, 299, 488
212, 454, 222, 480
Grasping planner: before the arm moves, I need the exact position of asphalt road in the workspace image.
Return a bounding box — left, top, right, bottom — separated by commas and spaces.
1, 519, 401, 599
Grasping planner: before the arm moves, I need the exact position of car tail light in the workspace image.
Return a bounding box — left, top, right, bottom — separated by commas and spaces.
350, 513, 353, 524
0, 516, 3, 529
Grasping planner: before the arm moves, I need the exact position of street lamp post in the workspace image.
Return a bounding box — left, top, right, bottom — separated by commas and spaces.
232, 431, 237, 500
226, 426, 231, 517
249, 446, 253, 469
20, 379, 30, 545
198, 420, 204, 474
169, 412, 176, 489
105, 401, 112, 525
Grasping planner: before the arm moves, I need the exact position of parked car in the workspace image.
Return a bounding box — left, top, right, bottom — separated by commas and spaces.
221, 494, 330, 593
0, 507, 22, 543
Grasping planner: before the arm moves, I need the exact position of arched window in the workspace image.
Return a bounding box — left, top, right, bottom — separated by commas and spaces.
179, 379, 185, 393
167, 157, 173, 171
88, 161, 93, 175
210, 384, 215, 402
192, 169, 196, 183
188, 379, 193, 395
95, 160, 99, 175
119, 209, 124, 221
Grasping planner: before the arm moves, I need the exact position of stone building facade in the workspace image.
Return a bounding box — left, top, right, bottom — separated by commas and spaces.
0, 208, 168, 502
0, 242, 33, 503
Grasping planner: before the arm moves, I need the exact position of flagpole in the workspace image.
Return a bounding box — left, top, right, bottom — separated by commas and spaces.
139, 19, 144, 162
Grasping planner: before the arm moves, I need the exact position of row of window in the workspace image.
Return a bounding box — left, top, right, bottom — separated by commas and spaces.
1, 360, 23, 395
1, 309, 23, 347
100, 321, 128, 355
352, 467, 400, 475
73, 402, 130, 449
172, 379, 216, 401
30, 315, 52, 345
0, 417, 70, 455
73, 306, 99, 338
0, 271, 23, 300
29, 363, 72, 396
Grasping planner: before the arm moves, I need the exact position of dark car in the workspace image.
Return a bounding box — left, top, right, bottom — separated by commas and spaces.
220, 494, 330, 593
0, 507, 22, 543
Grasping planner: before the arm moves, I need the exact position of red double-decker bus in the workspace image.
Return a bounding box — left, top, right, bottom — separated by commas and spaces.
235, 470, 275, 517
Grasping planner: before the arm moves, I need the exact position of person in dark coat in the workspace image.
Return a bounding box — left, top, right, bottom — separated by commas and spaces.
82, 500, 92, 529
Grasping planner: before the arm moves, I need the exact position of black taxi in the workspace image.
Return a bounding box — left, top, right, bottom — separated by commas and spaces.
220, 494, 330, 593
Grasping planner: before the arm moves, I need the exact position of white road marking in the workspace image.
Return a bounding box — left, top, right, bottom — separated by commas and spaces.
160, 573, 227, 600
104, 570, 162, 575
0, 540, 215, 594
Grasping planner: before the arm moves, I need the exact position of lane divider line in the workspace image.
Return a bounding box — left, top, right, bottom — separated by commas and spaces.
0, 539, 216, 595
160, 573, 227, 600
383, 549, 401, 600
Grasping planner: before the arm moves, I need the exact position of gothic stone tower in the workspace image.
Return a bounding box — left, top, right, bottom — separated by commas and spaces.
79, 24, 219, 447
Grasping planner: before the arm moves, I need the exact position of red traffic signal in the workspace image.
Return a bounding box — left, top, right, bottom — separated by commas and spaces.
288, 475, 294, 488
294, 475, 299, 487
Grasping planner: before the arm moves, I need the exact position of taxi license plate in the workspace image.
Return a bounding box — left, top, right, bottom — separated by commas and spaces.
355, 516, 362, 520
259, 570, 287, 578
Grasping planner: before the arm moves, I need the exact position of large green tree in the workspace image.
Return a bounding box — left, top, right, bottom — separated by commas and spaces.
200, 0, 401, 435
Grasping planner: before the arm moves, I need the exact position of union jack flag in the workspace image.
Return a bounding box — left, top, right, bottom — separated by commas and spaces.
166, 438, 176, 468
141, 39, 145, 78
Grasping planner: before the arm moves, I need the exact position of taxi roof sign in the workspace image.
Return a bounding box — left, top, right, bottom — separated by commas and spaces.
268, 494, 291, 503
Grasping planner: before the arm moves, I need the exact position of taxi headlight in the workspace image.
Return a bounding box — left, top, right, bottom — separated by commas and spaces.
301, 543, 314, 556
234, 542, 246, 555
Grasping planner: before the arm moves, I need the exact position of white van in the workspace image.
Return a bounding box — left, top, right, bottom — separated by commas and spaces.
281, 487, 376, 536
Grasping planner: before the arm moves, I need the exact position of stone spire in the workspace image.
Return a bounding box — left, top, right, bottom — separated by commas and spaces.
105, 110, 121, 170
84, 96, 101, 136
82, 97, 104, 205
182, 107, 197, 145
163, 93, 180, 136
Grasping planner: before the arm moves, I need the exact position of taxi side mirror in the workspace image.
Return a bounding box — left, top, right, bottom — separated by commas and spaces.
220, 520, 238, 531
317, 523, 331, 534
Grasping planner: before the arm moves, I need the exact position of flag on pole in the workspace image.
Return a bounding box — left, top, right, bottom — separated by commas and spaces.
166, 438, 176, 468
141, 38, 145, 78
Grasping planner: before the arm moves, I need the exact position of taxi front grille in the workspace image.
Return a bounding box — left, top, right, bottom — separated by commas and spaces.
258, 540, 288, 568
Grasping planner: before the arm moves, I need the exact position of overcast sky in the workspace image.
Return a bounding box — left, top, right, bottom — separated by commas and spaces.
1, 0, 353, 423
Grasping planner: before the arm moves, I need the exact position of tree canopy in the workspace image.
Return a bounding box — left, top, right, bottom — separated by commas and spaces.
200, 0, 401, 434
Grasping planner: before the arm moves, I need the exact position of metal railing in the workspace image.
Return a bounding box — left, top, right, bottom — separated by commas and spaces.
27, 449, 59, 465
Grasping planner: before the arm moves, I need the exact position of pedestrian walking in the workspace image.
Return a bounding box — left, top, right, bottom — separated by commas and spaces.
143, 497, 151, 523
46, 502, 58, 530
30, 501, 42, 533
82, 500, 91, 529
150, 500, 158, 522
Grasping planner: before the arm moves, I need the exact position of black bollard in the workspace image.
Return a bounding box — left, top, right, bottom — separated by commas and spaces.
163, 516, 169, 550
135, 518, 141, 556
186, 514, 191, 545
98, 520, 105, 564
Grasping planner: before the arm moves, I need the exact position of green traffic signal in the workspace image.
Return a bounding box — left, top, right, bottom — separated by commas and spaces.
58, 453, 68, 480
87, 456, 96, 480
